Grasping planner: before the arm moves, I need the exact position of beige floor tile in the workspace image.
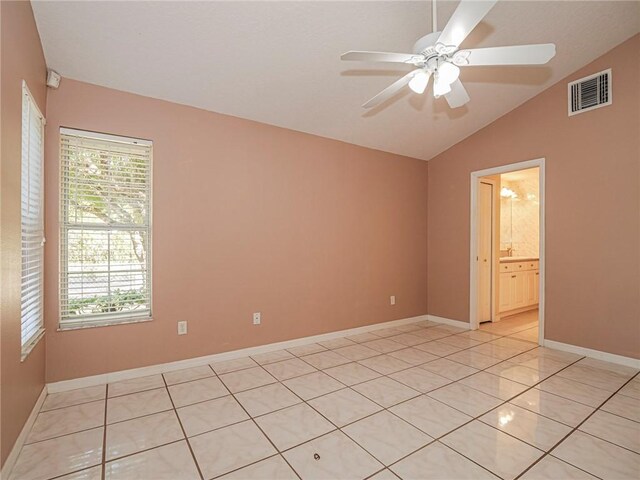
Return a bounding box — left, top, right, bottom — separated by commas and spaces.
480, 404, 572, 451
235, 382, 301, 417
414, 340, 464, 357
389, 366, 452, 393
445, 350, 502, 369
511, 389, 594, 427
308, 388, 382, 427
387, 333, 427, 347
318, 337, 356, 349
177, 395, 249, 437
362, 338, 405, 353
55, 465, 102, 480
390, 395, 472, 438
372, 327, 406, 338
579, 410, 640, 453
343, 411, 432, 465
441, 421, 543, 480
556, 364, 630, 392
10, 428, 103, 480
486, 361, 544, 386
168, 376, 228, 408
437, 335, 482, 349
251, 350, 295, 365
345, 332, 381, 343
282, 371, 344, 400
368, 469, 400, 480
358, 354, 412, 375
219, 366, 277, 393
27, 400, 105, 443
104, 440, 199, 480
577, 357, 638, 377
255, 403, 335, 450
536, 376, 610, 407
469, 343, 522, 360
286, 343, 327, 357
42, 385, 106, 412
262, 358, 316, 381
352, 376, 420, 407
419, 358, 478, 380
553, 430, 640, 479
458, 330, 502, 342
105, 410, 183, 460
459, 371, 529, 401
162, 365, 214, 386
388, 347, 438, 366
324, 362, 381, 386
190, 420, 277, 479
391, 441, 499, 480
219, 455, 298, 479
108, 375, 165, 398
107, 388, 173, 424
283, 430, 382, 480
520, 456, 598, 479
618, 377, 640, 400
302, 350, 351, 369
333, 344, 380, 361
211, 357, 258, 375
427, 383, 502, 417
515, 356, 570, 376
600, 392, 640, 422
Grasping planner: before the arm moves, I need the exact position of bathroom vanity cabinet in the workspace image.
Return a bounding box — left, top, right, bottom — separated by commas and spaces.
499, 258, 539, 314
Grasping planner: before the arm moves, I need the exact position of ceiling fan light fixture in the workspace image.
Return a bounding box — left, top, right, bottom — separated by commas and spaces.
433, 73, 451, 97
438, 61, 460, 85
408, 70, 430, 94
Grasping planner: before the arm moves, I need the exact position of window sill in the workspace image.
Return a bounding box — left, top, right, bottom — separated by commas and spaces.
21, 329, 45, 362
57, 316, 153, 332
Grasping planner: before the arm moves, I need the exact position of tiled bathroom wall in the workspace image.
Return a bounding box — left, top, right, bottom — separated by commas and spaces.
500, 168, 539, 258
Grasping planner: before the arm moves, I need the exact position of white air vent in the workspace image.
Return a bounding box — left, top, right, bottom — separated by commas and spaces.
568, 69, 612, 116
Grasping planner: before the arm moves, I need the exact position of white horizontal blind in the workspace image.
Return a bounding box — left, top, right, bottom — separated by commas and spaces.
60, 128, 152, 328
21, 83, 46, 354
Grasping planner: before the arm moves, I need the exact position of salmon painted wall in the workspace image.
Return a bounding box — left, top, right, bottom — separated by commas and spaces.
43, 79, 428, 382
0, 1, 48, 467
427, 35, 640, 358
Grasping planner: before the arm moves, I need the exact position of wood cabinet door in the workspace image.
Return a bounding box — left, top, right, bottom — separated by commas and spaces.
525, 271, 537, 305
499, 272, 513, 313
513, 272, 526, 308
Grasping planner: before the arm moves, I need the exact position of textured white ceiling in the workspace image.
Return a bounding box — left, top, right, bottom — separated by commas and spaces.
32, 1, 639, 160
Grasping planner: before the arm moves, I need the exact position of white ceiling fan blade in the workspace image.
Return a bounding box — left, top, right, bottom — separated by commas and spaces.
341, 51, 424, 64
436, 0, 498, 52
362, 71, 416, 109
444, 79, 470, 108
454, 44, 557, 66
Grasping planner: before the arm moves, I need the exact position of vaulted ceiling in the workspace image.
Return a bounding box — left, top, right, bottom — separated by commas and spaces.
32, 1, 639, 160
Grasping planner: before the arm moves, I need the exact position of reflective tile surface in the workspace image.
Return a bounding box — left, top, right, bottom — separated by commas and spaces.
9, 314, 639, 480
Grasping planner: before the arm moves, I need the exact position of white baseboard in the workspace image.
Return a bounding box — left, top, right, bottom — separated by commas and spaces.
48, 313, 432, 394
427, 314, 471, 330
544, 339, 640, 369
1, 386, 47, 480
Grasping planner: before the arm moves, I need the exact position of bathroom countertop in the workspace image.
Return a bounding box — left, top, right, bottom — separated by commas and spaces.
499, 256, 539, 263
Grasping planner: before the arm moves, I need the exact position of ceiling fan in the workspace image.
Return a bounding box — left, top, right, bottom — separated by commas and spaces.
341, 0, 556, 109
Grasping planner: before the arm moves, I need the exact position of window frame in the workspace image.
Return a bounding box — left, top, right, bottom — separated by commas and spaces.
20, 81, 46, 360
58, 127, 153, 330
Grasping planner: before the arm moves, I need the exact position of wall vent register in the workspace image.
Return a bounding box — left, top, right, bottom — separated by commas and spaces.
568, 68, 611, 116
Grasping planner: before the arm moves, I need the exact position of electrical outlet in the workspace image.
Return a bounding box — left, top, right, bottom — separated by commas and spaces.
390, 295, 396, 306
177, 321, 187, 335
253, 312, 261, 325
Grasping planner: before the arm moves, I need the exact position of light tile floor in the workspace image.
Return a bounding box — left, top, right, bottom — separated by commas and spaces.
10, 318, 639, 480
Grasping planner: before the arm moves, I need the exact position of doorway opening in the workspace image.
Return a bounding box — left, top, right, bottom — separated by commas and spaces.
469, 159, 545, 345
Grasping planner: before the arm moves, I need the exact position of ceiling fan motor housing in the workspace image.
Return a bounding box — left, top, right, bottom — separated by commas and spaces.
412, 31, 442, 56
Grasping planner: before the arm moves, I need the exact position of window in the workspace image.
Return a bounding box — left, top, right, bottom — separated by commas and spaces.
21, 82, 46, 356
59, 128, 152, 329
